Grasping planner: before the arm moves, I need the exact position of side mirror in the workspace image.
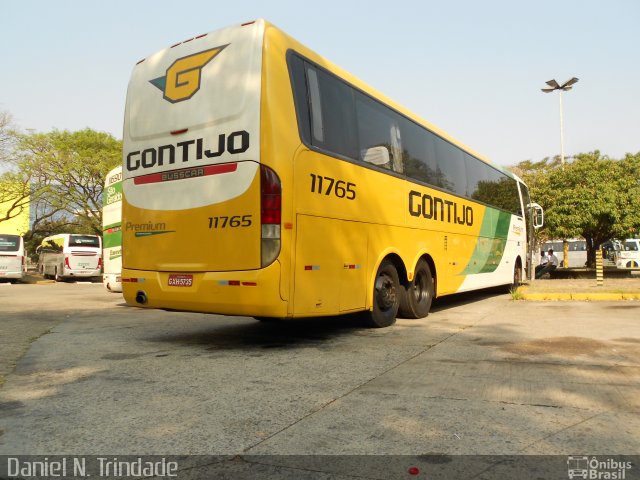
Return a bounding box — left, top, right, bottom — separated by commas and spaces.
362, 146, 390, 166
529, 202, 544, 229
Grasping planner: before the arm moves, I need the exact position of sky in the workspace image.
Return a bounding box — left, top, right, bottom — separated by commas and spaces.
1, 0, 639, 167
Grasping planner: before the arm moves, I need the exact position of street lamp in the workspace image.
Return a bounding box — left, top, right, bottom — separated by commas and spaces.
541, 77, 579, 270
541, 77, 579, 167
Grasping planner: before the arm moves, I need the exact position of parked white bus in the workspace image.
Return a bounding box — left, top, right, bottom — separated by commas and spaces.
0, 234, 26, 283
37, 234, 102, 281
103, 166, 123, 292
542, 239, 587, 268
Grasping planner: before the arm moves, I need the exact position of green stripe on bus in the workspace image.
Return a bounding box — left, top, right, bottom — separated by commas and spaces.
461, 209, 511, 275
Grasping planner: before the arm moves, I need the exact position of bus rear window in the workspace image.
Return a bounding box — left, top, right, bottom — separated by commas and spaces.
0, 234, 20, 252
69, 235, 100, 248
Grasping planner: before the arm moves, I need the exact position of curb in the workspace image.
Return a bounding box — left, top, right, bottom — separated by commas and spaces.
517, 287, 640, 301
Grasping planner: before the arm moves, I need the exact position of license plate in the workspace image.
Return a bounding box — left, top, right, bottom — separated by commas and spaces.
168, 274, 193, 287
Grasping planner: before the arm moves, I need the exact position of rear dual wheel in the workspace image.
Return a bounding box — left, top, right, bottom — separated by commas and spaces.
398, 259, 434, 319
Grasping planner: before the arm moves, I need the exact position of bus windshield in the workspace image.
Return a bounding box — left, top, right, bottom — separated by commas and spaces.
69, 235, 101, 248
0, 234, 21, 252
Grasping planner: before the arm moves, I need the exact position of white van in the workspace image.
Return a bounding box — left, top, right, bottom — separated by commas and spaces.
37, 234, 102, 281
616, 238, 640, 269
0, 234, 26, 282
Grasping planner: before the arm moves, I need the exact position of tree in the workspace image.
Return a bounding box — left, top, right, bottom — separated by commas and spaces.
0, 110, 15, 160
514, 151, 640, 267
12, 128, 121, 235
0, 110, 34, 229
0, 171, 32, 224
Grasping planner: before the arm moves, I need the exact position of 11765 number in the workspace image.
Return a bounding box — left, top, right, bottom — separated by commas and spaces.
208, 215, 252, 229
310, 174, 356, 200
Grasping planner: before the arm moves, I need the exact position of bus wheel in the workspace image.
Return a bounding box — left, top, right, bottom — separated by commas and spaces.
54, 267, 62, 282
399, 259, 433, 319
507, 260, 522, 292
367, 260, 399, 328
513, 260, 522, 287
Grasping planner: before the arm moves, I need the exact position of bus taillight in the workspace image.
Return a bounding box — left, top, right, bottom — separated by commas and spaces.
64, 256, 71, 269
260, 165, 281, 268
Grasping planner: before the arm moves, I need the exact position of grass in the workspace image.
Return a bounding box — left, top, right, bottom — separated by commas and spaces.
509, 286, 525, 300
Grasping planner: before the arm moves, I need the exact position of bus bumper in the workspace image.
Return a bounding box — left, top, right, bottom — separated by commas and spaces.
121, 261, 287, 317
63, 268, 102, 278
103, 273, 123, 292
0, 271, 24, 280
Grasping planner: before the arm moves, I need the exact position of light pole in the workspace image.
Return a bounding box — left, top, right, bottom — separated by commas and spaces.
541, 77, 579, 167
541, 77, 579, 269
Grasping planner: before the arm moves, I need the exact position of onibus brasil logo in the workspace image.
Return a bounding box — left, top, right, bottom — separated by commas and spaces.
150, 44, 228, 103
567, 456, 633, 479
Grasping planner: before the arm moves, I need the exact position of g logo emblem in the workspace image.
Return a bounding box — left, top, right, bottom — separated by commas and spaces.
150, 44, 228, 103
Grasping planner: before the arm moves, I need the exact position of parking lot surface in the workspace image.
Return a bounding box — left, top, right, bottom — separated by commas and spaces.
0, 282, 638, 476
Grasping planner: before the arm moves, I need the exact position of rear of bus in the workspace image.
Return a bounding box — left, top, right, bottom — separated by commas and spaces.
122, 20, 285, 316
63, 235, 103, 280
0, 234, 26, 282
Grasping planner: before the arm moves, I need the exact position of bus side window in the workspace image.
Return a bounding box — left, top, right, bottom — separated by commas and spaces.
305, 65, 359, 161
355, 92, 403, 173
307, 68, 324, 143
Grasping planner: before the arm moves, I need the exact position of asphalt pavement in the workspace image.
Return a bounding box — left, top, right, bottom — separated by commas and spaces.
0, 279, 639, 479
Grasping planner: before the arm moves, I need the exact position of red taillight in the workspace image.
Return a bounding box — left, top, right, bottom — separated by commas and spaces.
261, 165, 281, 225
64, 256, 71, 269
260, 165, 282, 268
98, 257, 103, 269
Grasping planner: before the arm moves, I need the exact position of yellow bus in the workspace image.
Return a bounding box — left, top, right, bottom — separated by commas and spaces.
121, 19, 542, 327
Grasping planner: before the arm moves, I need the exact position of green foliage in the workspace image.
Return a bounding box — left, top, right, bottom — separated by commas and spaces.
12, 128, 121, 235
514, 151, 640, 266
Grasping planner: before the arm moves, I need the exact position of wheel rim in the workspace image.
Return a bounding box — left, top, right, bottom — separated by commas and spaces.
375, 273, 397, 311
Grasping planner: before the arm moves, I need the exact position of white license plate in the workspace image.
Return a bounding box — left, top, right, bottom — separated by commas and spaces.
168, 274, 193, 287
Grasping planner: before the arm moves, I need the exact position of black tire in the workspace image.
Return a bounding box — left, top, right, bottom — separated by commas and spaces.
365, 259, 400, 328
399, 259, 434, 319
506, 260, 522, 292
514, 260, 522, 286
